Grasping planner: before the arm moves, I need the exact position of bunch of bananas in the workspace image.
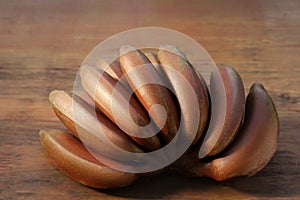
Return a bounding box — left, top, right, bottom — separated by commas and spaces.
40, 45, 279, 189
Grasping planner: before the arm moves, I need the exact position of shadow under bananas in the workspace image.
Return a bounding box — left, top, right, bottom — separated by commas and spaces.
101, 161, 298, 198
99, 115, 299, 198
101, 171, 218, 198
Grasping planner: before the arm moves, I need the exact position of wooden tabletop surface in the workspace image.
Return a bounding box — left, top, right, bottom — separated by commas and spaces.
1, 0, 299, 199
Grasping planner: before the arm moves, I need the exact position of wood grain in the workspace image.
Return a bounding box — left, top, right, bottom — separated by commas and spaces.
0, 0, 299, 199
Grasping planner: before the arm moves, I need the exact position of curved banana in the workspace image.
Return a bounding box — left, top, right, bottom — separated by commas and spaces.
187, 83, 279, 181
39, 130, 138, 189
80, 66, 161, 151
158, 45, 210, 145
49, 90, 143, 158
199, 65, 245, 157
120, 45, 179, 143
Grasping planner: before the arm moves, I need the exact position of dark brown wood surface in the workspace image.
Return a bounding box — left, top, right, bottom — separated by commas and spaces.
1, 0, 299, 199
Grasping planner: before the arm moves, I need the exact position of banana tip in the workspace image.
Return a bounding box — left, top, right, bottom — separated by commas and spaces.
252, 82, 265, 90
119, 44, 136, 55
39, 130, 47, 140
49, 90, 61, 105
79, 65, 94, 76
159, 45, 187, 60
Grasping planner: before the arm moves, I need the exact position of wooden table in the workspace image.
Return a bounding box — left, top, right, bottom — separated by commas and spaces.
1, 0, 299, 199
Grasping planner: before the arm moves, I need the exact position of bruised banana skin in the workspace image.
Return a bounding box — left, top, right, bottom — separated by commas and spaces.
187, 83, 279, 181
200, 65, 245, 157
120, 45, 179, 143
80, 66, 161, 151
39, 130, 138, 189
158, 46, 210, 145
49, 90, 143, 155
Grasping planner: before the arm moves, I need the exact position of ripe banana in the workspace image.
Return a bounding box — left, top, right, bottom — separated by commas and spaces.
49, 90, 143, 158
187, 83, 279, 181
80, 65, 161, 151
39, 130, 138, 189
158, 45, 210, 145
120, 45, 179, 143
199, 65, 245, 157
